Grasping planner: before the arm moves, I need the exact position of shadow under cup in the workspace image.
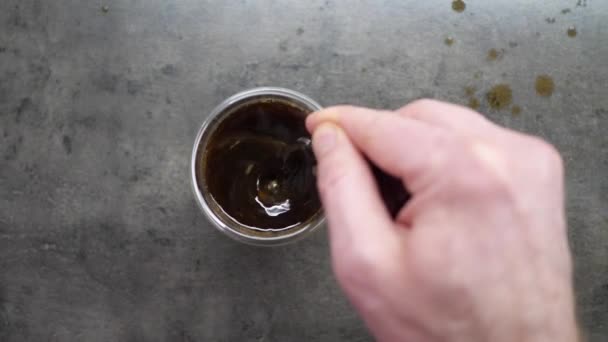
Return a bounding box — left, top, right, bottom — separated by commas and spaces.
191, 88, 325, 246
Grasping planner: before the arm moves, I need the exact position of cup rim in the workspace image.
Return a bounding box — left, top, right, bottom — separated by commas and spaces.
190, 87, 325, 246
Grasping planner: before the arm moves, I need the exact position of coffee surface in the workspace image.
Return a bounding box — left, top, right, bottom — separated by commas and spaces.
202, 99, 321, 231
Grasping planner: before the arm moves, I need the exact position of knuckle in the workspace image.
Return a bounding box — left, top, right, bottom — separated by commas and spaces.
333, 105, 359, 113
428, 130, 458, 167
475, 172, 510, 197
450, 145, 512, 199
399, 98, 437, 118
361, 111, 392, 144
323, 105, 357, 118
535, 138, 564, 169
428, 126, 455, 149
406, 130, 463, 188
524, 137, 565, 178
454, 166, 510, 199
407, 98, 438, 112
427, 130, 464, 166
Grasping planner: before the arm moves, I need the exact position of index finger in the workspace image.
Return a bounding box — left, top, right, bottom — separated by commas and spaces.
310, 123, 399, 252
307, 106, 461, 193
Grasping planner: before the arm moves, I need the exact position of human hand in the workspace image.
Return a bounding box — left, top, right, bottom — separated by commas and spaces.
306, 100, 578, 342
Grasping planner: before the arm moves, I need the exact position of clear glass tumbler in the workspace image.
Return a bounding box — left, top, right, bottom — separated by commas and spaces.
190, 87, 325, 246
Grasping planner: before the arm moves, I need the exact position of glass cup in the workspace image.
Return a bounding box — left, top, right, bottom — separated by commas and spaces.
191, 87, 325, 246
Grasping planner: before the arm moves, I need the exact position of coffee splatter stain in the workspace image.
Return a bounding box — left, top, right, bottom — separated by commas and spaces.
296, 27, 305, 36
567, 26, 577, 37
468, 98, 480, 110
508, 41, 518, 48
487, 48, 500, 61
464, 87, 479, 110
452, 0, 465, 13
486, 84, 512, 110
444, 37, 454, 46
464, 86, 475, 97
576, 0, 587, 7
561, 8, 571, 14
511, 105, 522, 116
545, 17, 556, 24
535, 75, 555, 97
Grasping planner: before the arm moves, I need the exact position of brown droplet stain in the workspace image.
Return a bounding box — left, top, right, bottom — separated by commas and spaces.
468, 98, 480, 110
535, 75, 555, 97
486, 49, 505, 61
561, 8, 571, 14
464, 86, 475, 97
545, 17, 556, 24
486, 84, 513, 110
444, 37, 455, 46
567, 26, 577, 37
464, 86, 479, 110
487, 49, 498, 61
511, 105, 522, 116
452, 0, 466, 13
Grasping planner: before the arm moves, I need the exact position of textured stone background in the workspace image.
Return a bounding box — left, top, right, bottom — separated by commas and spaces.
0, 0, 606, 341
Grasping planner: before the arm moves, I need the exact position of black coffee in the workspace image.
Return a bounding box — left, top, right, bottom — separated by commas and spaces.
199, 98, 321, 232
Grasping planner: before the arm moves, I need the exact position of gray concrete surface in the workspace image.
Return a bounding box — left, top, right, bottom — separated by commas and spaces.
0, 0, 606, 341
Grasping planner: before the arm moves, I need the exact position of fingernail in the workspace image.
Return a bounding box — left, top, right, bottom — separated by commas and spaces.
312, 123, 337, 157
305, 113, 317, 133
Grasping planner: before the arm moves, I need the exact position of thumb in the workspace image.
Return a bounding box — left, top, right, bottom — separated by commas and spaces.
311, 122, 397, 254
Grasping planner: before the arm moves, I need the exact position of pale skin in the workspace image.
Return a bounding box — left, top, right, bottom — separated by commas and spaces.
306, 100, 579, 342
